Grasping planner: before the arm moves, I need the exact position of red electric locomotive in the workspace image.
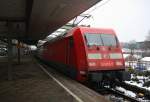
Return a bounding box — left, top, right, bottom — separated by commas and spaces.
37, 27, 129, 84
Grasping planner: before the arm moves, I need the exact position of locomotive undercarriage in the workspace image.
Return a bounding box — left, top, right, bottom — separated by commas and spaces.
87, 70, 130, 89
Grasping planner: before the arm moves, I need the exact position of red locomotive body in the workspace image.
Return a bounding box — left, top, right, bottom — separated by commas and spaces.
38, 27, 126, 82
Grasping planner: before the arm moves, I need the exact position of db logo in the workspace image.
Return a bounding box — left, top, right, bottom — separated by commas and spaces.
101, 47, 106, 51
103, 54, 109, 59
101, 61, 114, 66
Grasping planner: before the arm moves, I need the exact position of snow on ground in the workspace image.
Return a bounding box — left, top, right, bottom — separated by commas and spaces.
141, 57, 150, 62
136, 76, 149, 80
125, 73, 150, 93
116, 86, 150, 101
138, 98, 150, 102
125, 81, 143, 87
125, 81, 150, 91
115, 86, 136, 98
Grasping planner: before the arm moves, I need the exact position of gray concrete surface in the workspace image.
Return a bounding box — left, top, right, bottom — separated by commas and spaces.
0, 56, 77, 102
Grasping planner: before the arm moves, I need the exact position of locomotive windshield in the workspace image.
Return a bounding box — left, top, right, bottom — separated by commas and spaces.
85, 33, 117, 46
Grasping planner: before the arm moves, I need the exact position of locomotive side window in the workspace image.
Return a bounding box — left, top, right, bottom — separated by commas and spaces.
85, 33, 117, 46
69, 37, 74, 47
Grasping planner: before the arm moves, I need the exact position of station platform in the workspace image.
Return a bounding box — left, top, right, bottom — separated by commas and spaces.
0, 56, 109, 102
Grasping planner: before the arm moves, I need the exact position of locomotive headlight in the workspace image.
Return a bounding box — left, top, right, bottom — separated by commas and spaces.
116, 61, 122, 66
109, 53, 122, 59
88, 53, 101, 59
80, 71, 86, 75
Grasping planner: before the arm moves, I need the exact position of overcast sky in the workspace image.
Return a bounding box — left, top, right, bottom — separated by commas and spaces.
79, 0, 150, 42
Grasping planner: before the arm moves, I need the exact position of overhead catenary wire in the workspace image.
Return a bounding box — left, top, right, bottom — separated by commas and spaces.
72, 0, 112, 26
84, 0, 112, 15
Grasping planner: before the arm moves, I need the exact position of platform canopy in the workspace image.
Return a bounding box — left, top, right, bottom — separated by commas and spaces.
0, 0, 102, 44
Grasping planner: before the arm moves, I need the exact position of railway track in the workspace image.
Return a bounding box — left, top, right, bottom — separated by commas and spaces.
102, 87, 140, 102
115, 81, 150, 100
97, 80, 150, 102
91, 80, 150, 102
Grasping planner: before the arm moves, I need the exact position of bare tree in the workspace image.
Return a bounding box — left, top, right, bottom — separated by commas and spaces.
128, 40, 137, 55
141, 30, 150, 56
143, 30, 150, 50
145, 30, 150, 41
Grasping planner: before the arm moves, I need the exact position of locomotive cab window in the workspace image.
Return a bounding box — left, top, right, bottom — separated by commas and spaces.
85, 33, 118, 47
85, 34, 103, 46
101, 34, 117, 46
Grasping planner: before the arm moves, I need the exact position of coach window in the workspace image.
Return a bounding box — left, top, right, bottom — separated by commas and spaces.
69, 37, 74, 47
